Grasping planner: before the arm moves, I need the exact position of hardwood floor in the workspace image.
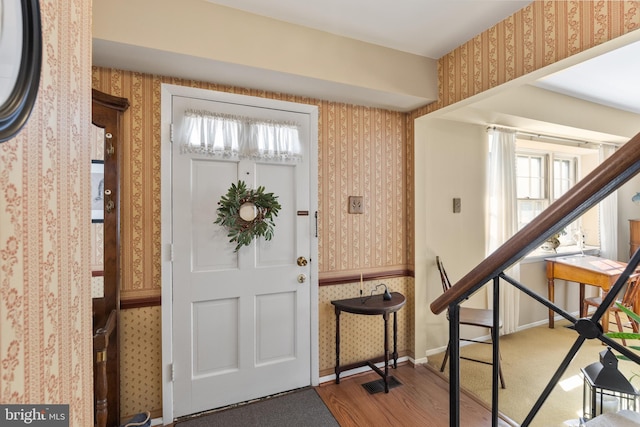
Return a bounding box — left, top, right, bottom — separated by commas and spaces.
315, 363, 517, 427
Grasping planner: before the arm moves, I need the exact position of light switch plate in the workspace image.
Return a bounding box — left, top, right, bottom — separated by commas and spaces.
453, 198, 461, 213
348, 196, 364, 214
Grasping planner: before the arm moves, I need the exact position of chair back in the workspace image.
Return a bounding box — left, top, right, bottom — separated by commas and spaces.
620, 275, 640, 308
436, 256, 452, 293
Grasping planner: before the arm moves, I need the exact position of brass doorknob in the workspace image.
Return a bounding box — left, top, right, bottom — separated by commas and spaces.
297, 274, 307, 283
297, 256, 308, 266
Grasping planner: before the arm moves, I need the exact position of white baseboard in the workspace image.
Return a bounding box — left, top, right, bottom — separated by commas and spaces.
424, 334, 494, 358
413, 355, 428, 365
516, 309, 584, 333
423, 310, 586, 357
425, 345, 448, 358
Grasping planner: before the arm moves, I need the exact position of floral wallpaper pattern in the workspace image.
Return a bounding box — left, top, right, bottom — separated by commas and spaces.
0, 0, 93, 426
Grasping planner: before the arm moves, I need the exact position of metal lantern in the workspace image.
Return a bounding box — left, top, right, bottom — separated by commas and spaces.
581, 347, 640, 420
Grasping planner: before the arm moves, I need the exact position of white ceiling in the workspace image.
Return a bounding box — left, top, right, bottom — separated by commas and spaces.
203, 0, 532, 58
533, 39, 640, 115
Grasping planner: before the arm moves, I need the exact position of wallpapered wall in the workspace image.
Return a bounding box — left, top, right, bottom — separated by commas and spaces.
91, 68, 412, 302
91, 66, 414, 418
93, 0, 640, 420
0, 0, 93, 426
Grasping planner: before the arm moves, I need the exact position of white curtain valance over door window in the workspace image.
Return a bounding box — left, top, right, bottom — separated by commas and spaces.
181, 109, 303, 162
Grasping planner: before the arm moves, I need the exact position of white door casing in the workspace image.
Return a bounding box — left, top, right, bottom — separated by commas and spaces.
161, 84, 319, 422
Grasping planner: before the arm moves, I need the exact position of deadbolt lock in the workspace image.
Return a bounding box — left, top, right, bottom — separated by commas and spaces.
297, 256, 308, 266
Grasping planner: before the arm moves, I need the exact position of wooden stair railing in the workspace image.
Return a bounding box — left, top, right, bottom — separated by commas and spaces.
430, 130, 640, 427
94, 309, 117, 427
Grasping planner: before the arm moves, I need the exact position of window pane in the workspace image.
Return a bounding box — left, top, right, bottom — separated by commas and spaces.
530, 157, 542, 179
530, 176, 543, 198
517, 176, 529, 196
553, 158, 574, 200
517, 155, 545, 199
518, 199, 547, 229
517, 156, 529, 176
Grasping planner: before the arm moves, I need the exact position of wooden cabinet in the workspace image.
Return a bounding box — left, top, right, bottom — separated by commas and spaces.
92, 89, 129, 427
630, 219, 640, 259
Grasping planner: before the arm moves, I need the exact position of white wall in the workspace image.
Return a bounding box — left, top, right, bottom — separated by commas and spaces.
414, 118, 488, 358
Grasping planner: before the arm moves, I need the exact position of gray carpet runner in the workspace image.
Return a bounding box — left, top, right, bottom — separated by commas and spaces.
175, 388, 339, 427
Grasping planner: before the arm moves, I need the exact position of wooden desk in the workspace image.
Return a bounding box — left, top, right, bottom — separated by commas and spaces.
546, 255, 630, 329
331, 292, 406, 393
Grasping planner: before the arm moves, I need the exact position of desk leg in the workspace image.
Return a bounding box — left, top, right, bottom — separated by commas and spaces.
548, 277, 555, 328
334, 307, 341, 384
383, 312, 389, 393
579, 283, 585, 318
601, 290, 610, 335
633, 294, 640, 332
392, 311, 399, 368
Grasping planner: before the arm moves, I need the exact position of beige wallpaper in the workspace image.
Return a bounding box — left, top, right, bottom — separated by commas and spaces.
318, 102, 408, 276
91, 69, 412, 301
119, 307, 163, 420
0, 0, 93, 426
95, 0, 640, 420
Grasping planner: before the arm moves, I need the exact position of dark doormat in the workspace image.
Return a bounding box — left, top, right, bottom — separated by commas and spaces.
361, 376, 402, 394
174, 387, 339, 427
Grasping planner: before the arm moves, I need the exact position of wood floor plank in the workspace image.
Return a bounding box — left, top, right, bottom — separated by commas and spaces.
316, 363, 517, 427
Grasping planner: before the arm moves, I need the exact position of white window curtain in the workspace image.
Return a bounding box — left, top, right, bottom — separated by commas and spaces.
486, 128, 520, 335
599, 144, 618, 260
181, 110, 303, 162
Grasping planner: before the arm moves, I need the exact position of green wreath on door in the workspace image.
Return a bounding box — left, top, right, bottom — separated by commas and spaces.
214, 180, 282, 252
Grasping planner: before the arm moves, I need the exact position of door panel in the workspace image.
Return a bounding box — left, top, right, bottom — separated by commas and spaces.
192, 298, 239, 376
256, 292, 296, 364
255, 163, 296, 265
190, 159, 239, 270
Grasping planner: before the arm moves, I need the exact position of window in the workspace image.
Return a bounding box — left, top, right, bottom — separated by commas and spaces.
516, 149, 580, 244
510, 137, 603, 256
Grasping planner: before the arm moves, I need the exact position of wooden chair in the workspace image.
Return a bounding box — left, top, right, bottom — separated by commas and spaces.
583, 275, 640, 346
437, 256, 506, 388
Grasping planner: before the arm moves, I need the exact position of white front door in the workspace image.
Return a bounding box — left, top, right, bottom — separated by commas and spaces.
162, 86, 318, 420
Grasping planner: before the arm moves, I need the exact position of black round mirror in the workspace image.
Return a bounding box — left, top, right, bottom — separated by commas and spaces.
0, 0, 42, 143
